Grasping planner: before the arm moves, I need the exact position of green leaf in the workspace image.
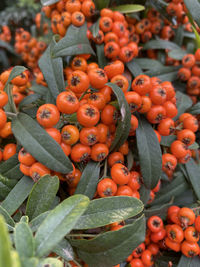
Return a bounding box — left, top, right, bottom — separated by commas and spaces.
53, 239, 74, 261
184, 0, 200, 28
74, 196, 144, 230
126, 61, 143, 78
0, 174, 18, 200
185, 159, 200, 200
134, 58, 163, 69
71, 215, 146, 267
107, 83, 131, 151
0, 215, 12, 267
139, 185, 150, 205
14, 222, 35, 258
136, 115, 162, 189
0, 206, 15, 227
29, 211, 50, 233
145, 202, 172, 220
12, 112, 73, 173
19, 94, 41, 109
189, 142, 199, 150
53, 23, 95, 57
11, 251, 21, 267
148, 0, 174, 25
191, 25, 200, 49
30, 83, 48, 96
168, 49, 187, 60
150, 172, 189, 206
0, 40, 18, 55
173, 25, 184, 46
38, 37, 65, 100
21, 257, 39, 267
75, 161, 100, 199
160, 135, 176, 147
177, 255, 200, 267
1, 176, 34, 215
174, 91, 193, 121
144, 65, 179, 77
41, 0, 59, 6
143, 38, 181, 50
187, 102, 200, 115
93, 0, 109, 9
38, 258, 63, 267
96, 44, 108, 69
90, 18, 100, 38
35, 194, 89, 257
111, 4, 145, 13
26, 175, 59, 220
4, 84, 17, 113
4, 66, 27, 89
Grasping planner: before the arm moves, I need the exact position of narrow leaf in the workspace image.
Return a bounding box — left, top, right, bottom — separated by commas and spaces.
29, 211, 50, 233
4, 65, 27, 89
143, 38, 181, 50
26, 175, 59, 220
1, 176, 34, 215
96, 44, 108, 68
0, 215, 12, 267
0, 206, 15, 227
53, 239, 74, 261
39, 37, 65, 99
75, 161, 100, 199
174, 91, 193, 121
53, 23, 95, 57
136, 115, 162, 189
107, 83, 131, 151
177, 255, 200, 267
12, 112, 73, 173
187, 102, 200, 115
72, 215, 146, 267
35, 194, 89, 257
185, 159, 200, 200
134, 58, 163, 69
126, 61, 143, 77
74, 196, 144, 229
14, 222, 35, 258
41, 0, 59, 6
184, 0, 200, 28
168, 49, 187, 60
111, 4, 145, 13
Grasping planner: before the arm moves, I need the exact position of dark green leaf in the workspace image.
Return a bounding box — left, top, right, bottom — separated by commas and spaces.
136, 115, 162, 189
127, 150, 134, 171
134, 58, 163, 69
143, 38, 181, 50
174, 189, 196, 206
14, 222, 35, 258
177, 255, 200, 267
0, 154, 19, 174
72, 215, 146, 267
173, 25, 184, 46
160, 135, 176, 147
19, 94, 41, 109
75, 161, 100, 199
12, 112, 73, 173
0, 174, 17, 200
150, 172, 189, 206
35, 194, 89, 257
147, 0, 174, 24
139, 185, 150, 205
53, 23, 95, 57
0, 216, 12, 267
26, 175, 60, 220
174, 91, 193, 121
185, 159, 200, 200
53, 239, 74, 261
187, 102, 200, 115
1, 176, 34, 215
168, 49, 187, 60
0, 206, 15, 227
30, 83, 48, 96
184, 0, 200, 28
144, 65, 179, 77
93, 0, 109, 9
39, 37, 65, 99
74, 196, 144, 229
107, 83, 131, 151
0, 40, 17, 55
96, 44, 108, 69
145, 202, 172, 220
126, 61, 143, 77
29, 211, 50, 233
41, 0, 59, 6
111, 4, 145, 13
